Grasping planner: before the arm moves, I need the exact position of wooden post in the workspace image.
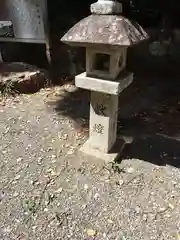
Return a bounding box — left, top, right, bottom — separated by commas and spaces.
43, 0, 53, 84
0, 46, 3, 62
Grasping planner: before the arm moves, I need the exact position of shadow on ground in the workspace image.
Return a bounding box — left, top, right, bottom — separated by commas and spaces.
47, 73, 180, 168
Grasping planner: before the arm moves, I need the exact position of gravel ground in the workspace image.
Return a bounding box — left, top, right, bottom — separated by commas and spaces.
1, 82, 180, 240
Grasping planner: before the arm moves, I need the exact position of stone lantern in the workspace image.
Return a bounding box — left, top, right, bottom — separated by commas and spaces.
61, 0, 148, 162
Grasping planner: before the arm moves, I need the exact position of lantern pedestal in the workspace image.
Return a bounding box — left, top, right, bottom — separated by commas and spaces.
80, 138, 125, 162
75, 71, 133, 162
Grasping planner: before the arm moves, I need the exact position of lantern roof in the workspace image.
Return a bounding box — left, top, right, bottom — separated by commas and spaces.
61, 14, 148, 47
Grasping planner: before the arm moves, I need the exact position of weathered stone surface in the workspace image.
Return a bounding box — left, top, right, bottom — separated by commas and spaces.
86, 48, 127, 80
76, 72, 133, 160
61, 15, 149, 47
80, 91, 126, 161
90, 0, 122, 15
75, 71, 133, 95
89, 91, 118, 153
79, 139, 124, 162
0, 62, 48, 93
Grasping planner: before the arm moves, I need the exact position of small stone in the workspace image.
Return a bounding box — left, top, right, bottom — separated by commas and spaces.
84, 184, 88, 190
135, 206, 141, 214
159, 178, 164, 183
0, 191, 5, 201
50, 170, 57, 176
55, 188, 63, 193
15, 219, 21, 223
103, 233, 107, 238
64, 84, 77, 93
30, 180, 34, 185
47, 168, 53, 173
127, 167, 134, 173
32, 226, 37, 231
4, 127, 10, 134
168, 203, 175, 210
34, 181, 40, 186
63, 134, 68, 140
44, 208, 48, 212
159, 207, 166, 212
87, 229, 97, 237
17, 157, 23, 163
13, 192, 19, 197
50, 193, 54, 198
75, 133, 82, 140
103, 207, 107, 212
105, 179, 110, 182
107, 219, 113, 224
142, 214, 148, 221
118, 179, 124, 186
14, 174, 21, 180
51, 155, 56, 163
44, 192, 52, 206
65, 143, 70, 148
94, 193, 99, 199
98, 212, 102, 217
3, 226, 11, 233
37, 157, 43, 165
172, 181, 177, 186
67, 147, 75, 155
12, 181, 17, 185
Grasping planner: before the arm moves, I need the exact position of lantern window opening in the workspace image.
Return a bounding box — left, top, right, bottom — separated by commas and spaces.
93, 53, 110, 73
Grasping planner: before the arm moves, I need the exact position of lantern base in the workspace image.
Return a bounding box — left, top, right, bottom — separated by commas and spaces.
75, 71, 133, 95
79, 138, 125, 162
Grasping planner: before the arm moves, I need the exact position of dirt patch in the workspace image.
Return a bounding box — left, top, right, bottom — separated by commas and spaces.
1, 82, 180, 240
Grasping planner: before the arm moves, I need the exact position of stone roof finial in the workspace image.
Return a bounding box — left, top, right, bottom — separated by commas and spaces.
90, 0, 122, 15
